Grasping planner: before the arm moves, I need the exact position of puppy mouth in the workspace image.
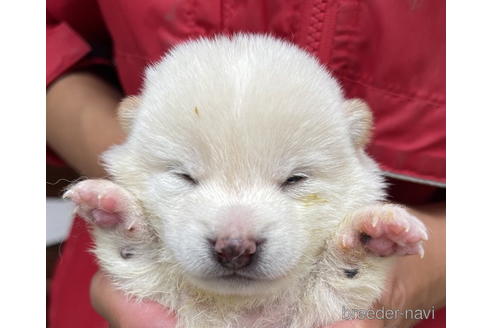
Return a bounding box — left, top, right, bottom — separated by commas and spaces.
200, 270, 269, 284
219, 273, 256, 281
189, 268, 290, 294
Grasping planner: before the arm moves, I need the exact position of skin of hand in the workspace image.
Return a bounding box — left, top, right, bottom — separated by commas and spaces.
47, 72, 444, 328
90, 272, 176, 328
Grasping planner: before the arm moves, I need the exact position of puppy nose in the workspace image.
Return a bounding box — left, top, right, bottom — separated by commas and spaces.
213, 238, 257, 270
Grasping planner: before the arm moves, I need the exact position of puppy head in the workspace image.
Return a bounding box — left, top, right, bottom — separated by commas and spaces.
103, 35, 383, 295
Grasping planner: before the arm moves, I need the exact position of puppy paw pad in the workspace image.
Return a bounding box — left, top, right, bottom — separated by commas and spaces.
63, 179, 133, 229
341, 204, 427, 258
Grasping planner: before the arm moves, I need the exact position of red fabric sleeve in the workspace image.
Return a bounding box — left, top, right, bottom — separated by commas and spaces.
47, 0, 114, 85
46, 20, 91, 85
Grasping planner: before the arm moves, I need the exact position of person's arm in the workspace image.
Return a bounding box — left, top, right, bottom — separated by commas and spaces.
326, 201, 446, 328
47, 71, 125, 177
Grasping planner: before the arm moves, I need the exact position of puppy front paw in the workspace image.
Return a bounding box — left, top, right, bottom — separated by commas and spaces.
63, 179, 142, 231
339, 204, 428, 258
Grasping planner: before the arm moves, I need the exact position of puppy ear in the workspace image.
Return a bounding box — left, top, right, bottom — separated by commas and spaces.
118, 96, 140, 133
344, 99, 373, 148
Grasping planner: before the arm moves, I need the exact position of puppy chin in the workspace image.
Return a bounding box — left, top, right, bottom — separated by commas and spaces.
186, 273, 289, 296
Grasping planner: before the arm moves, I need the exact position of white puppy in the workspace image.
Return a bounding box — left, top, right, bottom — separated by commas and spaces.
65, 35, 427, 328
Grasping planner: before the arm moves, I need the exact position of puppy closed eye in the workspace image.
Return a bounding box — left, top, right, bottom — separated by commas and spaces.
176, 173, 198, 185
281, 174, 307, 188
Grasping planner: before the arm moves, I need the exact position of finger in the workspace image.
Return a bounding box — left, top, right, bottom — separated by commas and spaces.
90, 271, 177, 328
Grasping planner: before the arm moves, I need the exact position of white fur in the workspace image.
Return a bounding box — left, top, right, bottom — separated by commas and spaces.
96, 34, 389, 327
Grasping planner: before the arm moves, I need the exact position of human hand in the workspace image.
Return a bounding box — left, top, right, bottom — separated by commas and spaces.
90, 271, 177, 328
323, 203, 445, 328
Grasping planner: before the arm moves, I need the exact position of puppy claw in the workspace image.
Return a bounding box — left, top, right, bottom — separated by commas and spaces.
341, 234, 355, 249
62, 190, 73, 199
422, 229, 429, 241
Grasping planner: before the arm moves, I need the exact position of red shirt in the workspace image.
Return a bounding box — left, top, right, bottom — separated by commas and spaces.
47, 1, 445, 327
